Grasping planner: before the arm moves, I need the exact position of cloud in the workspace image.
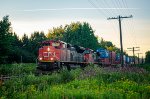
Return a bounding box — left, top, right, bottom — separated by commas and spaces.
19, 8, 139, 12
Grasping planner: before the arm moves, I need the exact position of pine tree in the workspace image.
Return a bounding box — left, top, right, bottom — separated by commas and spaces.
0, 16, 12, 63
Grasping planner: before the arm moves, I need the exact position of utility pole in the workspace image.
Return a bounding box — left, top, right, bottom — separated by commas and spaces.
108, 15, 133, 67
137, 53, 142, 64
127, 47, 140, 65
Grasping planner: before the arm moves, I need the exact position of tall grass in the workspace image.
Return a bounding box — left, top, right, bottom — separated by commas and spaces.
0, 64, 150, 99
0, 63, 36, 75
137, 63, 150, 72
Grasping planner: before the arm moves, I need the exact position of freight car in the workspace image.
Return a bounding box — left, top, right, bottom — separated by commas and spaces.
96, 48, 121, 66
96, 48, 134, 66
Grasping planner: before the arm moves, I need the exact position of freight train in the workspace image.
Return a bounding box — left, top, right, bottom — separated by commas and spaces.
37, 40, 135, 71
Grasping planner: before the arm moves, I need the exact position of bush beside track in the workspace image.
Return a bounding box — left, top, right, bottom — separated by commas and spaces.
0, 63, 150, 99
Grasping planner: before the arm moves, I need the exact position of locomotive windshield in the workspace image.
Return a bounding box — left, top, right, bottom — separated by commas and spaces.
41, 41, 61, 48
83, 50, 90, 54
52, 42, 60, 47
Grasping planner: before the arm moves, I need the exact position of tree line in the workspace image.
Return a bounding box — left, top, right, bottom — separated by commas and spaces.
0, 16, 47, 63
0, 16, 149, 64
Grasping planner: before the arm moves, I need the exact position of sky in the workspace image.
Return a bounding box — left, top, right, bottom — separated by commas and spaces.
0, 0, 150, 58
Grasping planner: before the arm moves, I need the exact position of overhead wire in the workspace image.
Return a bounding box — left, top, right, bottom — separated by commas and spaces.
118, 0, 129, 15
111, 0, 120, 15
102, 0, 130, 48
88, 0, 108, 17
88, 0, 119, 45
98, 0, 115, 16
95, 0, 118, 33
87, 0, 138, 55
121, 0, 138, 47
109, 0, 133, 49
99, 0, 120, 46
108, 0, 136, 53
117, 0, 133, 48
110, 0, 138, 56
113, 0, 123, 15
120, 0, 139, 56
89, 0, 119, 34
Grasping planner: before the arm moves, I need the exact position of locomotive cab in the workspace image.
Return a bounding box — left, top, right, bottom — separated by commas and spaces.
38, 40, 65, 70
38, 40, 63, 62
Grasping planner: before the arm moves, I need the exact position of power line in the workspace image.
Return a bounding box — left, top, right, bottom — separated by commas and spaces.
119, 0, 134, 44
99, 0, 115, 16
122, 0, 131, 14
113, 0, 123, 15
121, 0, 138, 47
114, 0, 138, 54
88, 0, 119, 43
88, 0, 137, 57
94, 0, 118, 34
108, 15, 133, 67
117, 0, 136, 48
117, 0, 127, 15
88, 0, 108, 17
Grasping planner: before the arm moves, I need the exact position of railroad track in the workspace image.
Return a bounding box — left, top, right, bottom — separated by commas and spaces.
0, 75, 26, 86
0, 75, 11, 81
0, 75, 10, 86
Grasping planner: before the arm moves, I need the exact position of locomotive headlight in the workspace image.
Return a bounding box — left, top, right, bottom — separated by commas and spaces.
39, 57, 42, 60
47, 47, 50, 51
50, 58, 54, 61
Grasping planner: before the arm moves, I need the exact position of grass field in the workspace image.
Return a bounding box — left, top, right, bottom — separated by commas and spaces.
0, 63, 150, 99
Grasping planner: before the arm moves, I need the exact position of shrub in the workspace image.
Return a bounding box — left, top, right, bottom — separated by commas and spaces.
60, 68, 74, 83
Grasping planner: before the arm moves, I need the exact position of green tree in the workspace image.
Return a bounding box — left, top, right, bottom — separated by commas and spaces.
47, 25, 64, 40
99, 38, 122, 53
30, 31, 46, 57
46, 22, 100, 50
22, 34, 31, 51
63, 22, 99, 50
8, 33, 22, 63
145, 51, 150, 63
0, 16, 12, 63
20, 34, 32, 62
